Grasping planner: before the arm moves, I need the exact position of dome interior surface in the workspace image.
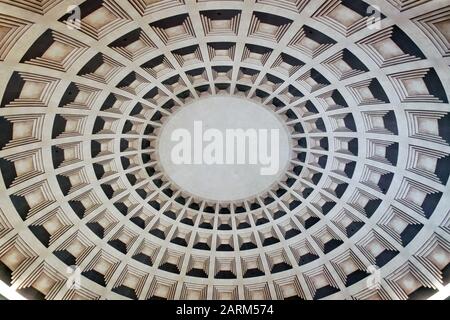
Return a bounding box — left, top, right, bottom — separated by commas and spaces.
0, 0, 449, 300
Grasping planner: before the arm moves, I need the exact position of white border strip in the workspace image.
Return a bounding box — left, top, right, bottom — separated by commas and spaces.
0, 281, 26, 300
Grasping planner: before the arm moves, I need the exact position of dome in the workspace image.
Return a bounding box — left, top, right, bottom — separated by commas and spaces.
0, 0, 449, 300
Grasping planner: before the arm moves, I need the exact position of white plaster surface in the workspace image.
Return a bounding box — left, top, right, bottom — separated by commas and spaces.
157, 96, 292, 201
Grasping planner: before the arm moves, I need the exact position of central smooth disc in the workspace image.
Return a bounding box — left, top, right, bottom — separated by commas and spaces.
158, 96, 291, 201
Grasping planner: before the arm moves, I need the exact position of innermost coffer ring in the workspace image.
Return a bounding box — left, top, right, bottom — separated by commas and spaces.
157, 96, 293, 202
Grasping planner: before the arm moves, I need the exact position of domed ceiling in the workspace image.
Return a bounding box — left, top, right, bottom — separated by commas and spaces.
0, 0, 449, 300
